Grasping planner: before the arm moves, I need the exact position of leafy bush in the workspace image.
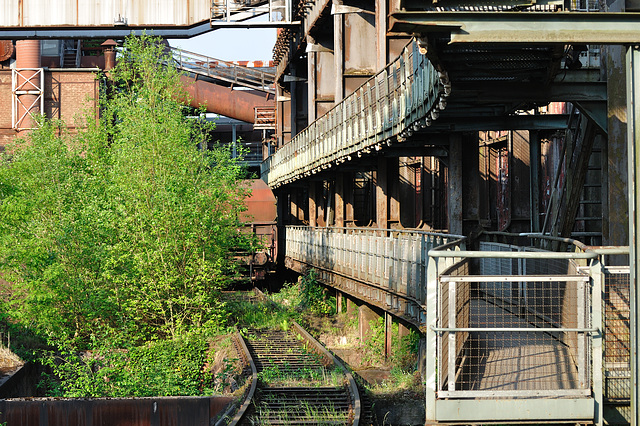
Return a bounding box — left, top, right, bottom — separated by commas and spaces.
270, 270, 335, 316
41, 334, 211, 397
0, 34, 251, 348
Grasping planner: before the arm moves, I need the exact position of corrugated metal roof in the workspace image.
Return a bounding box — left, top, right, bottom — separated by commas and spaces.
0, 0, 211, 27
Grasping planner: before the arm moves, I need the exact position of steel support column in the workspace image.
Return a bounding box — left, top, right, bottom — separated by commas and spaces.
385, 312, 393, 359
307, 36, 317, 123
626, 44, 640, 426
530, 131, 541, 233
448, 134, 463, 235
334, 0, 344, 103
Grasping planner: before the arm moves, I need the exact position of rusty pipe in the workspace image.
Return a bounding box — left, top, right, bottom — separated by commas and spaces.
180, 75, 274, 124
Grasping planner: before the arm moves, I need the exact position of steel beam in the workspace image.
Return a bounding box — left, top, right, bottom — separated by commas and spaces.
390, 11, 640, 44
626, 44, 640, 426
426, 114, 569, 132
451, 81, 607, 103
0, 22, 215, 39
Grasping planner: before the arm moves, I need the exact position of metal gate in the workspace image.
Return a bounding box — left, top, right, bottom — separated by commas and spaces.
426, 241, 599, 423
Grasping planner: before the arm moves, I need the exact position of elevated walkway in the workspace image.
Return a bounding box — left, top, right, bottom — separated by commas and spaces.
171, 47, 275, 94
285, 226, 629, 424
171, 47, 276, 124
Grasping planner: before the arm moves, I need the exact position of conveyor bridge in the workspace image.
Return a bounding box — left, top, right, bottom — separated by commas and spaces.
261, 39, 448, 187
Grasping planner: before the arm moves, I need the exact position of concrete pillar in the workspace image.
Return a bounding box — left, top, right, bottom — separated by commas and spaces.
335, 173, 345, 228
336, 290, 343, 314
384, 312, 393, 359
389, 158, 401, 228
416, 159, 424, 227
375, 0, 387, 69
346, 296, 357, 316
448, 134, 463, 235
605, 30, 629, 252
376, 157, 388, 229
309, 181, 318, 227
290, 190, 299, 224
316, 181, 326, 227
359, 304, 379, 341
345, 172, 355, 226
333, 0, 344, 103
307, 36, 317, 123
530, 131, 541, 232
398, 322, 410, 338
461, 134, 480, 235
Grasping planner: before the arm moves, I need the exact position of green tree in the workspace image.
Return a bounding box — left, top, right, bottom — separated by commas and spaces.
0, 34, 252, 348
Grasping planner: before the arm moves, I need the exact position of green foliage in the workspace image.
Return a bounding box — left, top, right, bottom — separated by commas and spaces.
270, 270, 335, 316
41, 334, 211, 397
228, 297, 299, 330
363, 317, 420, 368
0, 34, 252, 349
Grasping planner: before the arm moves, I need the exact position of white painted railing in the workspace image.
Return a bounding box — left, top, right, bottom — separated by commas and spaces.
285, 225, 464, 308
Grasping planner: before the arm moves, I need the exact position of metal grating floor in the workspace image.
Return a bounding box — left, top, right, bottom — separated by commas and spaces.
458, 300, 580, 392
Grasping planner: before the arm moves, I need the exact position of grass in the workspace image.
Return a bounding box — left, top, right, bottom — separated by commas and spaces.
257, 363, 345, 388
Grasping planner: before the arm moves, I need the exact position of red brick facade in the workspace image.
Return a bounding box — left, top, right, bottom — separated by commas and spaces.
0, 69, 99, 149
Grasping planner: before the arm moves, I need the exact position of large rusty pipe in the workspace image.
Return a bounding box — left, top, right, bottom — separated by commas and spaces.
15, 40, 41, 130
181, 75, 274, 124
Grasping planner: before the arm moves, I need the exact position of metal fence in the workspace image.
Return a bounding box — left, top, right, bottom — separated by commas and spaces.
171, 47, 275, 94
426, 239, 601, 423
437, 242, 592, 398
262, 39, 449, 188
284, 225, 464, 327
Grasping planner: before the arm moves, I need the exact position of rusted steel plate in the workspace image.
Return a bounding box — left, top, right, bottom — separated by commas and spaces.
0, 396, 234, 425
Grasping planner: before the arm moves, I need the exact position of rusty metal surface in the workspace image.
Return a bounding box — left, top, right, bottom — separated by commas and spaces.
181, 75, 275, 124
0, 41, 14, 62
0, 396, 234, 426
241, 179, 277, 223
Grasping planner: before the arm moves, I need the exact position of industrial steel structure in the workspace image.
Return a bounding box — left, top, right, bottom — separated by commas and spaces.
1, 0, 640, 424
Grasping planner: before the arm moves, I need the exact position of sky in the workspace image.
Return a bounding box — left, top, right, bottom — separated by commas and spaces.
168, 27, 277, 61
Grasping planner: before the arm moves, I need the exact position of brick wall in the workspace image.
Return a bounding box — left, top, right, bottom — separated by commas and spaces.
0, 69, 99, 150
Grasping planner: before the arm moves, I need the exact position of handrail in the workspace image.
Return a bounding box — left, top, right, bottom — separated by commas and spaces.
286, 224, 464, 240
262, 38, 449, 187
170, 47, 276, 94
429, 250, 598, 259
479, 230, 630, 257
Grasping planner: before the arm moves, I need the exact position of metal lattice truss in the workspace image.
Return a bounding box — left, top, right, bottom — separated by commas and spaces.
210, 0, 294, 26
12, 68, 44, 131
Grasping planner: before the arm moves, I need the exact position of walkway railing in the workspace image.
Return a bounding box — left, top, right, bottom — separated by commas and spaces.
425, 233, 629, 425
171, 47, 276, 94
262, 39, 449, 188
284, 225, 464, 328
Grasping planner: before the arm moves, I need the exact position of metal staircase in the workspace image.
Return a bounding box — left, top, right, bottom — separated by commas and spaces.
170, 47, 276, 94
543, 104, 603, 242
60, 40, 81, 68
